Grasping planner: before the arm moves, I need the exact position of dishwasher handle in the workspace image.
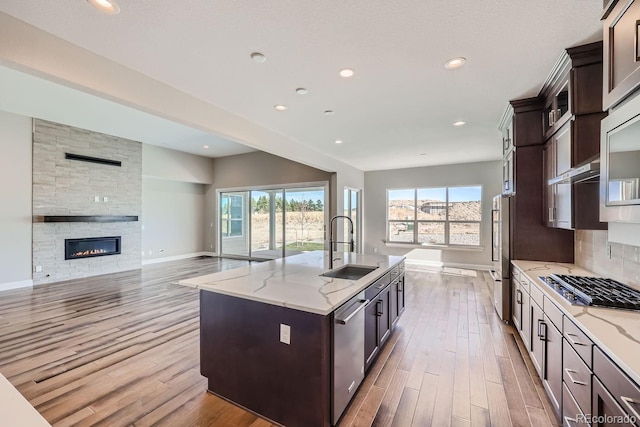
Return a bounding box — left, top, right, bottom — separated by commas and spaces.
336, 299, 369, 325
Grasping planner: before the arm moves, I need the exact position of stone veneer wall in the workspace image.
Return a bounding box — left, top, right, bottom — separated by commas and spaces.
575, 229, 640, 288
32, 120, 142, 285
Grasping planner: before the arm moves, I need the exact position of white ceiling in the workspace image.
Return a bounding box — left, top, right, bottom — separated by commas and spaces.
0, 0, 604, 171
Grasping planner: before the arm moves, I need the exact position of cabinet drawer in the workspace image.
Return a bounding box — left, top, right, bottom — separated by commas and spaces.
544, 296, 563, 331
562, 382, 585, 427
593, 346, 640, 421
563, 339, 592, 414
530, 281, 544, 308
512, 266, 521, 283
563, 318, 593, 368
365, 273, 390, 300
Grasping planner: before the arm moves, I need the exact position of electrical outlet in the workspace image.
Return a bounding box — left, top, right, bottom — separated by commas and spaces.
373, 247, 378, 253
606, 244, 612, 259
103, 197, 108, 202
94, 196, 100, 202
280, 324, 291, 345
35, 265, 42, 273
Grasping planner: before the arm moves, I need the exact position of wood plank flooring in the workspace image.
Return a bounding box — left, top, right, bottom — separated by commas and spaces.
0, 257, 559, 426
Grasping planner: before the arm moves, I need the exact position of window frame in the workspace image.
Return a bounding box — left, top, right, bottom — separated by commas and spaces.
386, 185, 482, 247
221, 193, 245, 238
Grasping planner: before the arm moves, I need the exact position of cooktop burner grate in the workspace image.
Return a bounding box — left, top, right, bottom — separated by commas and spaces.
549, 274, 640, 310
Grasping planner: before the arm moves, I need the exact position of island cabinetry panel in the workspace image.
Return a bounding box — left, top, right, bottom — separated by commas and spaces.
603, 0, 640, 109
200, 290, 331, 427
364, 284, 391, 372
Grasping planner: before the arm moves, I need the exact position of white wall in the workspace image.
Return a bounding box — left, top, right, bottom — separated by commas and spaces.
142, 178, 206, 261
142, 144, 214, 184
0, 111, 32, 290
364, 160, 502, 269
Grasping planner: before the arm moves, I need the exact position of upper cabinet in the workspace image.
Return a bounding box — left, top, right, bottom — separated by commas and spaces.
603, 0, 640, 109
500, 105, 515, 196
540, 42, 607, 230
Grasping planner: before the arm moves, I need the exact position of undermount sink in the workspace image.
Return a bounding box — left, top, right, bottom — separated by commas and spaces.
320, 265, 378, 280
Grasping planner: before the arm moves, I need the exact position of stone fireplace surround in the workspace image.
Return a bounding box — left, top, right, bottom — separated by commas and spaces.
32, 120, 142, 285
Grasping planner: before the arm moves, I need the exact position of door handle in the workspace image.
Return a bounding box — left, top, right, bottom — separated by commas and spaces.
565, 332, 587, 347
621, 396, 640, 421
335, 299, 369, 325
376, 300, 383, 316
564, 368, 587, 386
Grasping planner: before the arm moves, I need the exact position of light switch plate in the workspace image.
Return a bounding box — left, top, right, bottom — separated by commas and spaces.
280, 324, 291, 345
103, 197, 108, 202
94, 196, 99, 202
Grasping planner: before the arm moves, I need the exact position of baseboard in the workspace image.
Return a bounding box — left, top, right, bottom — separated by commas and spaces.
405, 259, 491, 271
0, 279, 33, 292
142, 252, 217, 265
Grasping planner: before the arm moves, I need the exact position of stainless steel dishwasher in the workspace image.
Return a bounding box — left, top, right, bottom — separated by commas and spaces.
332, 290, 368, 425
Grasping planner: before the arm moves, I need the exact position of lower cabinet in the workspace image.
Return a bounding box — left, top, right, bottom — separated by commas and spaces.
543, 314, 563, 419
530, 299, 544, 376
592, 377, 635, 427
365, 272, 404, 372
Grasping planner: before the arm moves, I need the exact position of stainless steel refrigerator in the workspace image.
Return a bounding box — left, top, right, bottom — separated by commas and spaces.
491, 195, 511, 323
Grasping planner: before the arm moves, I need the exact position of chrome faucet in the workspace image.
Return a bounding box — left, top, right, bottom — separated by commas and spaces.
329, 215, 355, 269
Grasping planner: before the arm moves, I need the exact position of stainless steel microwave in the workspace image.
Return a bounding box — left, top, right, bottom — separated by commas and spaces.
600, 93, 640, 223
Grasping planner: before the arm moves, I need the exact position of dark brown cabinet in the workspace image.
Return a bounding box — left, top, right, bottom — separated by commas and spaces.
540, 41, 607, 231
603, 0, 640, 109
365, 268, 404, 372
543, 314, 563, 419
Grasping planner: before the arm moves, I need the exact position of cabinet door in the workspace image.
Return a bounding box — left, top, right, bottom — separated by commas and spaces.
543, 142, 556, 227
530, 300, 544, 377
543, 315, 562, 419
512, 279, 522, 331
503, 151, 514, 195
521, 290, 531, 350
378, 286, 391, 347
390, 279, 399, 326
603, 0, 640, 109
397, 275, 405, 316
593, 377, 636, 427
364, 300, 380, 371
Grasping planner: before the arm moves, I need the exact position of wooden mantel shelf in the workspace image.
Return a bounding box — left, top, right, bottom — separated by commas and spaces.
33, 215, 139, 223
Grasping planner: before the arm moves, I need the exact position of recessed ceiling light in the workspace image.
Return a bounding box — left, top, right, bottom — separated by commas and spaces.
445, 57, 467, 69
453, 121, 467, 126
203, 145, 210, 149
250, 52, 266, 63
334, 140, 343, 144
295, 88, 308, 95
86, 0, 120, 14
339, 68, 355, 78
274, 105, 288, 111
324, 110, 334, 116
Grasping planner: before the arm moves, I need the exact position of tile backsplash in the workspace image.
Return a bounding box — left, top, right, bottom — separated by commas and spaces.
576, 230, 640, 287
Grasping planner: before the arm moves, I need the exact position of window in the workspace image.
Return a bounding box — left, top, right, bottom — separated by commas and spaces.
221, 193, 244, 237
387, 186, 482, 246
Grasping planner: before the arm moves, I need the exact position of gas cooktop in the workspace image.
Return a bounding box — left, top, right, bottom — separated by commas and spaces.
539, 274, 640, 311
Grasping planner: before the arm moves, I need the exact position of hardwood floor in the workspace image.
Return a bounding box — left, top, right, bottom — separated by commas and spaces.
0, 257, 558, 426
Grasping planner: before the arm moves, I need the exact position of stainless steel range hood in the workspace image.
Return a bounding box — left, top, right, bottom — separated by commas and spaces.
548, 157, 600, 185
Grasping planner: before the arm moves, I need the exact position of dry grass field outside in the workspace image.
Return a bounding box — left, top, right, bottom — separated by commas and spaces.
251, 211, 325, 251
389, 200, 481, 245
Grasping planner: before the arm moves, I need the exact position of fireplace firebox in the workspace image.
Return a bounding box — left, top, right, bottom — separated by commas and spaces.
65, 236, 121, 260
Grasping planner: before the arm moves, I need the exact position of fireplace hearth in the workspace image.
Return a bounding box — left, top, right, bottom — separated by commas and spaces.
65, 236, 121, 260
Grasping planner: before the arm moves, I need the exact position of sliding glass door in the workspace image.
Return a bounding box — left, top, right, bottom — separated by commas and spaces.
220, 185, 326, 260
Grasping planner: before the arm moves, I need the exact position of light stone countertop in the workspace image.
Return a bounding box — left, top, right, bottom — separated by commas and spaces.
179, 251, 405, 316
0, 374, 50, 426
512, 260, 640, 386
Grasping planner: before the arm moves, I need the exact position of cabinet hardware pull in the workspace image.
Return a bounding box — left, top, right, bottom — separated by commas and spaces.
376, 300, 383, 316
565, 332, 587, 347
548, 110, 554, 126
556, 108, 562, 120
564, 368, 587, 386
563, 415, 578, 427
516, 289, 522, 304
621, 396, 640, 421
537, 319, 544, 338
539, 322, 547, 341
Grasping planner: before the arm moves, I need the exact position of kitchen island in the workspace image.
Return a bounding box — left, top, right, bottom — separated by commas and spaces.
179, 251, 405, 427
